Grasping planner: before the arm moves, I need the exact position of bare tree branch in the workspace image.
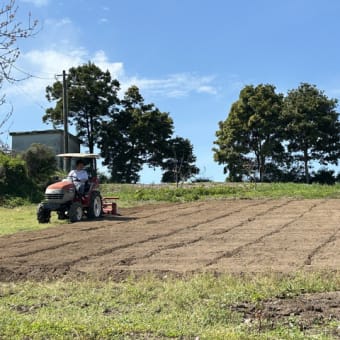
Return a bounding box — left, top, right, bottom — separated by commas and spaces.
0, 0, 38, 150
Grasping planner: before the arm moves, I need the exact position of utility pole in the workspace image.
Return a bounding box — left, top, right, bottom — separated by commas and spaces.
62, 70, 69, 171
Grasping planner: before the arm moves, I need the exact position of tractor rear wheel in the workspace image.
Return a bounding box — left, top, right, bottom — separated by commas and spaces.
68, 202, 83, 222
37, 203, 51, 223
87, 191, 102, 218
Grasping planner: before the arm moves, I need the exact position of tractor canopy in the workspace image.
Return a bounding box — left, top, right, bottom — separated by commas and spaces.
57, 153, 100, 177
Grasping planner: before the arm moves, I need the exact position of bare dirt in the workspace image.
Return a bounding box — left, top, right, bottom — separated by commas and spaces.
0, 199, 339, 333
2, 198, 339, 281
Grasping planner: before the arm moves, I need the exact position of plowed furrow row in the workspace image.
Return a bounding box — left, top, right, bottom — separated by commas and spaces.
0, 203, 206, 248
129, 201, 207, 219
205, 201, 323, 267
303, 227, 340, 266
0, 230, 70, 248
108, 200, 292, 267
20, 200, 272, 273
0, 200, 260, 260
1, 199, 338, 281
63, 201, 270, 269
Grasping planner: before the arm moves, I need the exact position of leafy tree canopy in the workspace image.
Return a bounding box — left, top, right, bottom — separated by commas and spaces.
99, 85, 174, 183
282, 83, 340, 183
44, 62, 120, 153
213, 84, 284, 181
161, 137, 199, 185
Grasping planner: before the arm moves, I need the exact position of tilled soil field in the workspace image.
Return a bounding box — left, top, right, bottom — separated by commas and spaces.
1, 199, 339, 333
0, 198, 339, 281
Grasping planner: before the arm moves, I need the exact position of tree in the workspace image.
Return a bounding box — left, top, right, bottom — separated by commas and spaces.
312, 168, 336, 185
20, 143, 57, 186
282, 83, 340, 183
213, 84, 284, 182
0, 0, 37, 149
99, 86, 174, 183
0, 152, 40, 201
44, 62, 120, 153
161, 137, 199, 185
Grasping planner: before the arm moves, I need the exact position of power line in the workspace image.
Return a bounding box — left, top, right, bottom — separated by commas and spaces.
5, 64, 56, 112
11, 64, 56, 81
11, 81, 48, 113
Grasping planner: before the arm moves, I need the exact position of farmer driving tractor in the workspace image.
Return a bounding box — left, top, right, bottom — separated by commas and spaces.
37, 153, 118, 223
68, 159, 88, 195
37, 153, 103, 223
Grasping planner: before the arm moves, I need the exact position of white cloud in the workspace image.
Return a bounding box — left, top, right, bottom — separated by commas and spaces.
6, 48, 218, 108
197, 85, 217, 95
124, 73, 218, 98
21, 0, 49, 7
6, 48, 88, 103
24, 49, 87, 74
92, 50, 124, 79
87, 51, 218, 98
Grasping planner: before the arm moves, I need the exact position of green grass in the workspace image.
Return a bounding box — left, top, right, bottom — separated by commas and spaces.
101, 182, 340, 205
0, 272, 338, 339
0, 205, 65, 236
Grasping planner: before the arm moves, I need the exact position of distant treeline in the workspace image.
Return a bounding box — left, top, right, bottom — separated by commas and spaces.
213, 83, 340, 183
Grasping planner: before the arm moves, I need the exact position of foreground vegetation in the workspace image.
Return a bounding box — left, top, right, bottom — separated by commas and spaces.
0, 272, 338, 339
1, 183, 339, 339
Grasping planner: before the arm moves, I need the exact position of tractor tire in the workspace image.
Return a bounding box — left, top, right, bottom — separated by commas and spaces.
37, 203, 51, 223
68, 202, 83, 223
87, 191, 102, 219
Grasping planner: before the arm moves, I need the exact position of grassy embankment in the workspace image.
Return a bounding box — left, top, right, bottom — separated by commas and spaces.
0, 182, 339, 339
101, 181, 340, 205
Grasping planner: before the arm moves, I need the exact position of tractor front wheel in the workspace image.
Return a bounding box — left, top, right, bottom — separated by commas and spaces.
68, 202, 83, 223
87, 191, 102, 218
37, 203, 51, 223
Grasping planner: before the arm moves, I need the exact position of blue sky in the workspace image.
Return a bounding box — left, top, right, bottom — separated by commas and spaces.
3, 0, 340, 182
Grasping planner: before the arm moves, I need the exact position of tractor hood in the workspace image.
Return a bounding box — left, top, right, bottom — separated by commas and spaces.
47, 180, 74, 191
44, 180, 76, 204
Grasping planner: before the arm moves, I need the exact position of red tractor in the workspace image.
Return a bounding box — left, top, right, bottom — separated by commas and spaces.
37, 153, 103, 223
